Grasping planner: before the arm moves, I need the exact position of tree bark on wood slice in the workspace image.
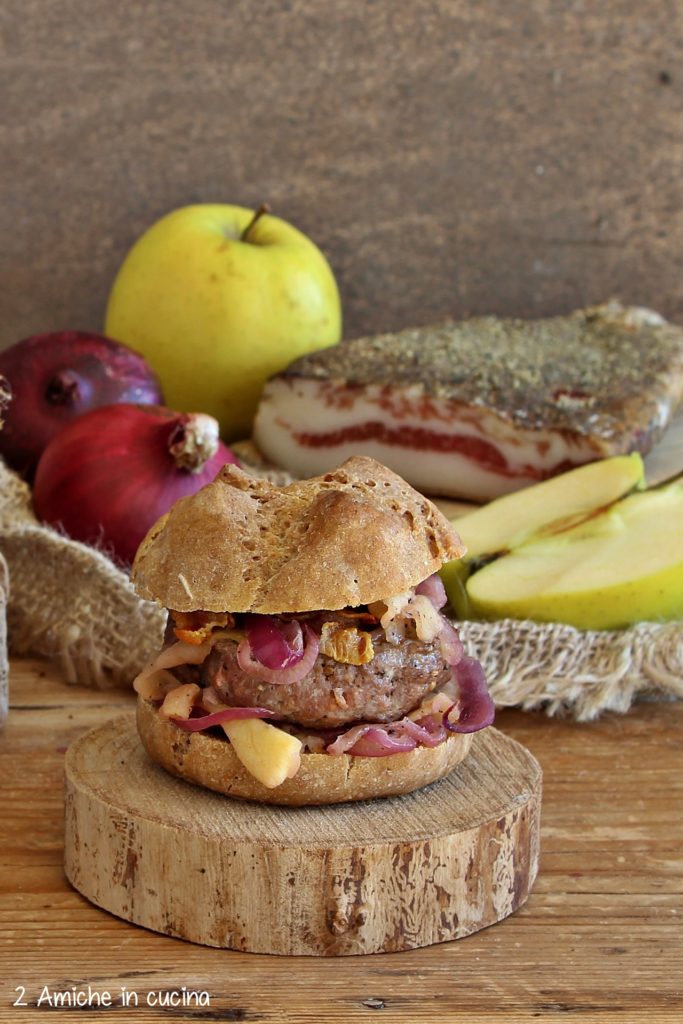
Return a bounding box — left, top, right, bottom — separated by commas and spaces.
64, 715, 542, 956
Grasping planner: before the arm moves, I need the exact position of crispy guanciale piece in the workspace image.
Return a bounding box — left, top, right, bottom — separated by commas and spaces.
318, 622, 375, 665
172, 610, 232, 644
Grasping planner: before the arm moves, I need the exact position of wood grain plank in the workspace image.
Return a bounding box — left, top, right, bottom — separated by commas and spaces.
1, 658, 682, 1021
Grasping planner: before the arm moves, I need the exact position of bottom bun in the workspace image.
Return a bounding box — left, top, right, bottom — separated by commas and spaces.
136, 697, 474, 806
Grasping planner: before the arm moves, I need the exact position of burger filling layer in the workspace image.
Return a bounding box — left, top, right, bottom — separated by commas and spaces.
134, 574, 495, 787
202, 632, 450, 729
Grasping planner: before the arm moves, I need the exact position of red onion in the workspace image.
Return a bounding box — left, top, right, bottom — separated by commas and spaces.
0, 331, 163, 479
326, 723, 372, 755
347, 728, 417, 757
438, 616, 465, 667
400, 715, 448, 747
327, 722, 417, 757
236, 624, 319, 684
245, 616, 304, 669
443, 656, 496, 734
134, 638, 215, 691
33, 403, 239, 566
173, 706, 279, 731
416, 573, 447, 609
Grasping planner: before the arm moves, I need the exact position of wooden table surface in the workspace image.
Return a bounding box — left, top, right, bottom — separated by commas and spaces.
1, 657, 682, 1023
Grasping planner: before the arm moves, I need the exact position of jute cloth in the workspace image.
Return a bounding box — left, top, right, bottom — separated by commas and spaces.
0, 551, 8, 722
0, 461, 165, 687
0, 456, 681, 719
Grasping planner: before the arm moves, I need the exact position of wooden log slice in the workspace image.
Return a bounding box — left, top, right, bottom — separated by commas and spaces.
64, 715, 542, 956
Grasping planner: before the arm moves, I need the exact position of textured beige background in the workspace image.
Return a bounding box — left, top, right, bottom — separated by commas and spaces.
1, 1, 682, 346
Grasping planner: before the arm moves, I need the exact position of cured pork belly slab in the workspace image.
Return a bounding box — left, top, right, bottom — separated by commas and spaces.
254, 303, 683, 501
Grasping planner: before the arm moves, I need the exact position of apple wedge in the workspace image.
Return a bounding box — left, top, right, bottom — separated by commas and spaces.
454, 453, 644, 560
465, 482, 683, 629
222, 718, 302, 789
439, 454, 644, 614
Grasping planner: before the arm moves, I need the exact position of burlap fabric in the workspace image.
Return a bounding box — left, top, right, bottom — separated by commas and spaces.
0, 461, 165, 687
0, 551, 8, 725
0, 455, 681, 719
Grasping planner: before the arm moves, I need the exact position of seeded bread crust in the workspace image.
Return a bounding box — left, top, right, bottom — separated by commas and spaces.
131, 456, 464, 613
136, 696, 474, 806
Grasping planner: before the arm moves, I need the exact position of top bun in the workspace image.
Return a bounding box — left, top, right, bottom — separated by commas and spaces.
132, 456, 464, 613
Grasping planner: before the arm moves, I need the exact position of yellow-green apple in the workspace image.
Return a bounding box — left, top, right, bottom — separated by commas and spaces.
465, 481, 683, 629
221, 718, 302, 789
440, 454, 645, 615
104, 204, 342, 440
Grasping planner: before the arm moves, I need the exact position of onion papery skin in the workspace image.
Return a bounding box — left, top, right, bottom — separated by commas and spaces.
33, 403, 239, 566
0, 374, 11, 426
0, 331, 163, 479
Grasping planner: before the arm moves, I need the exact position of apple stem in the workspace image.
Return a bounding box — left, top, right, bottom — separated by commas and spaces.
241, 203, 271, 242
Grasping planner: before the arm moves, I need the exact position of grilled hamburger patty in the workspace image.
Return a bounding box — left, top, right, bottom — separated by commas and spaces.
201, 634, 450, 728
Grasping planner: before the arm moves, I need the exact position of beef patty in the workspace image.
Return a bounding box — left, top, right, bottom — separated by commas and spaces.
201, 634, 450, 728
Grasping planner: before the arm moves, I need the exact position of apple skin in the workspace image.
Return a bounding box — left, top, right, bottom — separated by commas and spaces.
104, 205, 342, 440
451, 453, 644, 562
439, 454, 645, 618
465, 483, 683, 629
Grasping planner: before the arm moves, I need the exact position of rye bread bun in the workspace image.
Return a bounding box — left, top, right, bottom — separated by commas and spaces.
137, 696, 473, 806
131, 456, 464, 613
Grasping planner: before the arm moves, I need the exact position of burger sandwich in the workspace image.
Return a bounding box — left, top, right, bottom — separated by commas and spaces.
132, 456, 494, 805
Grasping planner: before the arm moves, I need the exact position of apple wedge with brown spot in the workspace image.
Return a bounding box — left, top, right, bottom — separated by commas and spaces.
465, 480, 683, 629
440, 453, 644, 616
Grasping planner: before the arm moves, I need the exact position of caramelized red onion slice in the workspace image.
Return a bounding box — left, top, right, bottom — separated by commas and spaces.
443, 656, 496, 734
402, 715, 448, 747
133, 638, 214, 693
347, 728, 417, 757
236, 623, 319, 684
326, 722, 374, 756
245, 615, 304, 669
326, 718, 432, 757
438, 615, 465, 667
325, 722, 418, 757
416, 573, 448, 610
172, 706, 279, 731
